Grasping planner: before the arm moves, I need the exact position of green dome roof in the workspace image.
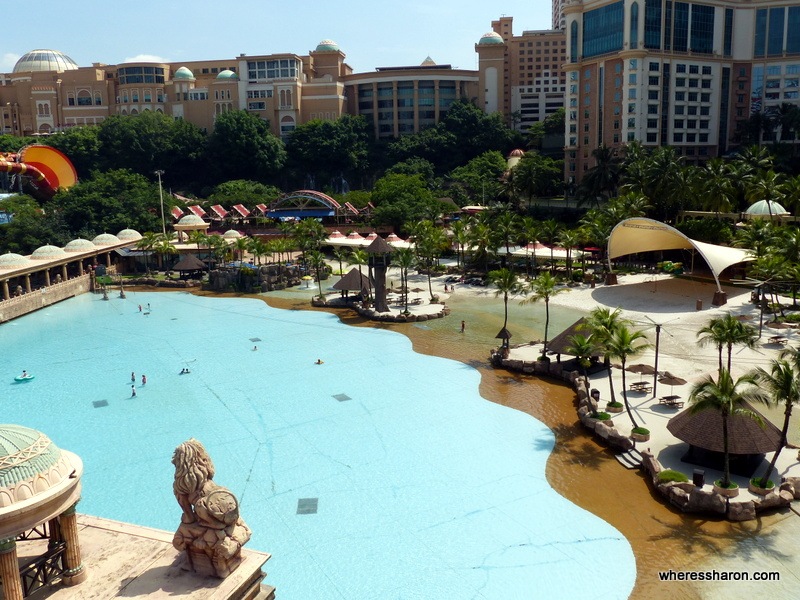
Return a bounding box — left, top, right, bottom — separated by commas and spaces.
223, 229, 242, 239
0, 426, 62, 490
216, 69, 238, 80
315, 39, 340, 52
92, 233, 121, 246
64, 238, 95, 252
0, 253, 31, 268
746, 200, 789, 216
178, 214, 206, 226
116, 228, 142, 241
173, 66, 195, 80
31, 244, 67, 260
478, 32, 504, 45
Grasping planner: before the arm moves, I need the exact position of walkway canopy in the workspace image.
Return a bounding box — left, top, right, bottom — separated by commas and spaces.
607, 218, 754, 292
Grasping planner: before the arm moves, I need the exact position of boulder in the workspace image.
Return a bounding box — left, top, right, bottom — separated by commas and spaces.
607, 429, 634, 451
685, 488, 726, 514
727, 501, 756, 521
594, 421, 614, 440
665, 485, 690, 509
779, 481, 796, 497
640, 453, 663, 479
782, 477, 800, 499
753, 491, 790, 513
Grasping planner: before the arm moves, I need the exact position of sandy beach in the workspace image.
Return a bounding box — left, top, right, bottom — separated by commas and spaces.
261, 265, 800, 598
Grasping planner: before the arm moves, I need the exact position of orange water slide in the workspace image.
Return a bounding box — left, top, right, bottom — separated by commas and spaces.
0, 145, 78, 199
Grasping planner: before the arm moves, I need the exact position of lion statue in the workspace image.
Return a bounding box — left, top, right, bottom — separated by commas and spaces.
171, 438, 251, 578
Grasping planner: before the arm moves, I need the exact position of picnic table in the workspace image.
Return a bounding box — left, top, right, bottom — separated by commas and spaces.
630, 381, 652, 393
658, 395, 684, 408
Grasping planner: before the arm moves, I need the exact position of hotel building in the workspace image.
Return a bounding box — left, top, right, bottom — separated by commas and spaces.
563, 0, 800, 178
476, 17, 567, 133
0, 43, 477, 142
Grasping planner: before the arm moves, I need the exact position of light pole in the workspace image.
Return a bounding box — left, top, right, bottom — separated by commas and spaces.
155, 169, 165, 235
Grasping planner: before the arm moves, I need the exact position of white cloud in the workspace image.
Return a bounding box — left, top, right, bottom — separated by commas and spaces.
1, 53, 20, 72
122, 54, 168, 64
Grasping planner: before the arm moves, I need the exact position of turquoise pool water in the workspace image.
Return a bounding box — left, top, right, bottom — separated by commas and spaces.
2, 292, 635, 598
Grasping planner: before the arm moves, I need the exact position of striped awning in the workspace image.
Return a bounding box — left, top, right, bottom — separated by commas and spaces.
232, 204, 250, 218
210, 205, 228, 219
170, 206, 184, 220
188, 205, 207, 218
255, 203, 268, 215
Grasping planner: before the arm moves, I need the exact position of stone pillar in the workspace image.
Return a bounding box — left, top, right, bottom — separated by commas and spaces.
0, 538, 24, 600
2, 279, 9, 300
24, 274, 31, 293
44, 270, 51, 286
105, 253, 112, 267
60, 503, 87, 585
77, 261, 84, 275
62, 264, 68, 281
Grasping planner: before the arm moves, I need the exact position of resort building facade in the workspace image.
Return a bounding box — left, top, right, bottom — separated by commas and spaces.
0, 44, 477, 142
476, 17, 567, 133
563, 0, 800, 177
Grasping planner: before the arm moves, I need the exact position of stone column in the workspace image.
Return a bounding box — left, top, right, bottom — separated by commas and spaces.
60, 503, 87, 585
105, 253, 112, 267
2, 279, 9, 300
44, 270, 51, 286
62, 264, 68, 281
77, 261, 84, 275
24, 274, 31, 293
0, 538, 24, 600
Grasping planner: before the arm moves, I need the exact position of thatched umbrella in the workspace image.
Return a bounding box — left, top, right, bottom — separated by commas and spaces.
667, 401, 781, 455
627, 363, 656, 381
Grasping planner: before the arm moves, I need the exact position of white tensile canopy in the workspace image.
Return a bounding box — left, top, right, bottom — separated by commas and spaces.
607, 218, 754, 292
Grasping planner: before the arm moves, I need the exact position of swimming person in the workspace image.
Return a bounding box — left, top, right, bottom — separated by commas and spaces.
131, 385, 136, 397
21, 370, 27, 378
253, 345, 258, 351
142, 374, 147, 385
461, 320, 466, 333
315, 359, 324, 365
131, 371, 135, 382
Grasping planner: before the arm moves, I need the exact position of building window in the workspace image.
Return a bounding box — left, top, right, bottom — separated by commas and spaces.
646, 132, 657, 142
582, 1, 625, 58
675, 106, 684, 115
77, 90, 92, 106
673, 133, 684, 142
648, 76, 659, 85
676, 64, 686, 73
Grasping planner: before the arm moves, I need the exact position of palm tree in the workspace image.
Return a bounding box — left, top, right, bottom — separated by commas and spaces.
688, 369, 767, 489
391, 247, 416, 314
350, 248, 369, 302
565, 333, 598, 411
331, 247, 348, 276
521, 272, 568, 360
696, 314, 758, 375
701, 158, 736, 217
558, 228, 580, 279
305, 250, 327, 299
753, 358, 800, 488
584, 307, 631, 404
136, 231, 160, 274
538, 219, 562, 269
745, 170, 786, 221
234, 236, 251, 262
491, 211, 519, 266
450, 219, 469, 275
154, 233, 178, 271
605, 325, 651, 428
487, 268, 524, 344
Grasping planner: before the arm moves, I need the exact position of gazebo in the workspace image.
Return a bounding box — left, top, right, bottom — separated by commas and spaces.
0, 425, 86, 598
171, 254, 207, 279
666, 402, 782, 477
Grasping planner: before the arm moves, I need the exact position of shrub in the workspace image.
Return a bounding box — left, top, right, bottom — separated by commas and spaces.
607, 401, 623, 408
632, 426, 650, 435
657, 469, 689, 484
750, 477, 775, 490
713, 479, 739, 490
593, 412, 611, 421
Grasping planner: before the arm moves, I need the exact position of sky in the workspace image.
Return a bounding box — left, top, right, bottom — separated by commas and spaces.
1, 1, 553, 74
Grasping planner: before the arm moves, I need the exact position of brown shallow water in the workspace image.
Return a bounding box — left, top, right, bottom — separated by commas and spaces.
202, 290, 789, 599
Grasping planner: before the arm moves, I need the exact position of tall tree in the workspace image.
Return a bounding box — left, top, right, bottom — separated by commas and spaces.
605, 325, 651, 428
488, 267, 524, 341
206, 110, 286, 182
689, 370, 767, 489
521, 272, 568, 360
753, 358, 800, 488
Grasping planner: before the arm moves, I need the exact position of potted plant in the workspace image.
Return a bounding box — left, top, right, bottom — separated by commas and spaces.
748, 477, 776, 496
606, 400, 624, 413
712, 479, 740, 498
630, 426, 650, 442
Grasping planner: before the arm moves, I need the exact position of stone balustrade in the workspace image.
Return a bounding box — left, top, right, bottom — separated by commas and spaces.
0, 275, 91, 324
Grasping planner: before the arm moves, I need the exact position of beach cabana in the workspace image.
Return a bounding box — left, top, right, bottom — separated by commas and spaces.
607, 218, 754, 306
172, 254, 207, 278
332, 267, 372, 297
666, 401, 781, 477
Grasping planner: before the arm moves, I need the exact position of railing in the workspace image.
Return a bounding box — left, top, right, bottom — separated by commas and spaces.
20, 542, 66, 597
0, 274, 91, 323
17, 523, 50, 541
